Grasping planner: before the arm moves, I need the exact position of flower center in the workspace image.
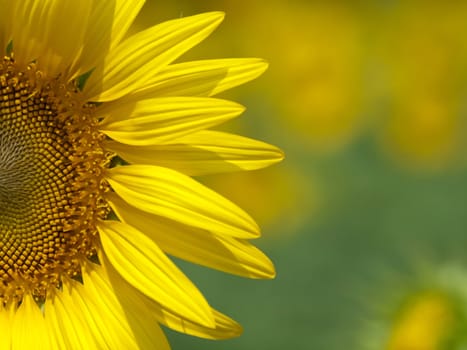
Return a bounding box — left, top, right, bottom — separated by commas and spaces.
0, 56, 110, 305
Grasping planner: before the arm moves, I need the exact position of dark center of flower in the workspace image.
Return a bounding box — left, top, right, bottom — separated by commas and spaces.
0, 56, 110, 305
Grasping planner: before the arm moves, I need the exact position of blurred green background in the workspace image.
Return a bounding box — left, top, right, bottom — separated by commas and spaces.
132, 1, 467, 349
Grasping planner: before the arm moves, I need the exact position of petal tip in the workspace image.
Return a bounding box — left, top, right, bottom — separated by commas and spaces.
265, 263, 277, 279
257, 59, 269, 73
196, 11, 225, 28
276, 148, 286, 162
209, 11, 226, 21
258, 256, 277, 279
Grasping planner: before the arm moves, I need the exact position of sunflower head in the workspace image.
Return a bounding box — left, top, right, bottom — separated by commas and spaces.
0, 1, 283, 349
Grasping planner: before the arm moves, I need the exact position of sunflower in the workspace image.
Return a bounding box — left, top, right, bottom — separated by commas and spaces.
359, 264, 467, 350
0, 1, 283, 348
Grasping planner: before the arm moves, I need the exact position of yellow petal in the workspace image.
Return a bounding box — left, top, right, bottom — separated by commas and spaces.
84, 260, 169, 350
106, 130, 284, 175
70, 0, 145, 78
152, 303, 243, 340
85, 12, 225, 102
0, 304, 13, 349
10, 0, 92, 77
108, 193, 275, 279
131, 58, 269, 98
94, 255, 171, 350
106, 165, 260, 239
12, 294, 50, 350
58, 281, 117, 350
180, 309, 243, 340
54, 263, 169, 350
102, 255, 242, 340
98, 251, 174, 350
46, 284, 97, 350
98, 97, 244, 146
97, 219, 215, 328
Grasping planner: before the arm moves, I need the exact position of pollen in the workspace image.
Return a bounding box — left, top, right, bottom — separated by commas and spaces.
0, 55, 110, 305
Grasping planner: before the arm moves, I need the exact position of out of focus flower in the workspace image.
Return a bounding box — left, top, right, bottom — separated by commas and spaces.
386, 291, 457, 350
360, 265, 467, 350
222, 1, 368, 153
376, 2, 467, 170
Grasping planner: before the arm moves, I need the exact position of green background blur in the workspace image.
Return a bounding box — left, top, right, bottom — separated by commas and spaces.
133, 2, 467, 349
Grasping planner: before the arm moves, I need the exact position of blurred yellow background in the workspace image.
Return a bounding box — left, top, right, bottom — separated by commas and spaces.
132, 2, 467, 349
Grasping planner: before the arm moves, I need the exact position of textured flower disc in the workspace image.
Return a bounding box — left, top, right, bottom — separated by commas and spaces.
0, 56, 109, 304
